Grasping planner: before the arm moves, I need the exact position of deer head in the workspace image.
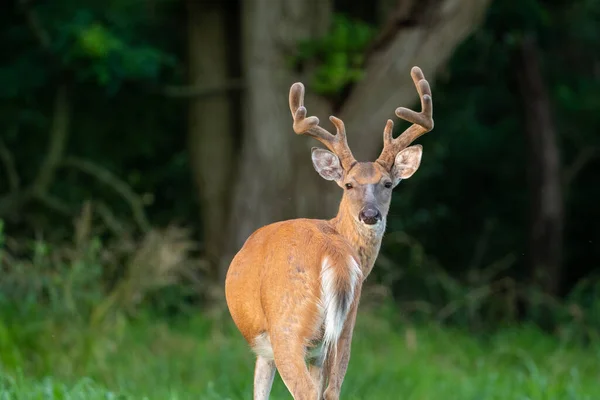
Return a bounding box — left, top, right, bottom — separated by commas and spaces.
289, 66, 434, 229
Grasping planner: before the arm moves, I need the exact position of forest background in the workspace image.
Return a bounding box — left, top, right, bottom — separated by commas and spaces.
1, 0, 599, 398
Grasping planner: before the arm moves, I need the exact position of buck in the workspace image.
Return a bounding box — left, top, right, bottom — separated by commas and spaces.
225, 66, 434, 400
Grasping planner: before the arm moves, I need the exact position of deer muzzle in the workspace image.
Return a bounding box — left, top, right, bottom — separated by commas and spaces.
358, 206, 382, 225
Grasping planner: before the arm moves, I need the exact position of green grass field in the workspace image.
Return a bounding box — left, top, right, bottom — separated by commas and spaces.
1, 307, 599, 400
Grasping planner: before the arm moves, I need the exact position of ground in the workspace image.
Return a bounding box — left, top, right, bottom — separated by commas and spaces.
0, 306, 597, 399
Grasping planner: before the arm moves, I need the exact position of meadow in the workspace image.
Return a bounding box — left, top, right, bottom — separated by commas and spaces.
1, 302, 598, 400
1, 219, 598, 399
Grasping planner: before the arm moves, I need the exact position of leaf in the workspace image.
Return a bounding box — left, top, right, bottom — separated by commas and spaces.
78, 24, 123, 58
292, 13, 375, 97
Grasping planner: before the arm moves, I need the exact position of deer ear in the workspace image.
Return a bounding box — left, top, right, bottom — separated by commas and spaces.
311, 147, 343, 182
392, 145, 423, 185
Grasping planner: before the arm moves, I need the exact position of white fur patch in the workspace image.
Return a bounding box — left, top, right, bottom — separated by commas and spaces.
347, 255, 362, 308
252, 332, 274, 360
320, 256, 362, 358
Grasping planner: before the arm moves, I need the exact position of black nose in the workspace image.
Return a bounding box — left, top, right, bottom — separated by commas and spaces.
359, 207, 381, 225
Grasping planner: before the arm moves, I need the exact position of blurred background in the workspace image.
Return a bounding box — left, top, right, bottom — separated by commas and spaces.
1, 0, 599, 398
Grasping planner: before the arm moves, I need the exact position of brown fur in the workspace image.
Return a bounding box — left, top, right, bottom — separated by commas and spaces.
225, 67, 434, 400
225, 167, 388, 399
225, 217, 363, 345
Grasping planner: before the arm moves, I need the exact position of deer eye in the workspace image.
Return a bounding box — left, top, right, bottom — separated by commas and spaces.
384, 181, 393, 189
345, 183, 353, 190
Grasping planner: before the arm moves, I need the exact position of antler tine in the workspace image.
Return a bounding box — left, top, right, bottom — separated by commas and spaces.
376, 66, 434, 169
289, 82, 356, 169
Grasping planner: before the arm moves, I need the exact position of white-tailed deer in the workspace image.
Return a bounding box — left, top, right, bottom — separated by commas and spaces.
225, 66, 434, 400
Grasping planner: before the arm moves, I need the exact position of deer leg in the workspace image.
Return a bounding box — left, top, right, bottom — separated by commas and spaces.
309, 360, 326, 399
254, 356, 276, 400
271, 337, 317, 400
323, 301, 359, 400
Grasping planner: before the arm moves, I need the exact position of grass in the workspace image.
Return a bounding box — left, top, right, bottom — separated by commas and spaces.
1, 213, 597, 399
1, 305, 599, 400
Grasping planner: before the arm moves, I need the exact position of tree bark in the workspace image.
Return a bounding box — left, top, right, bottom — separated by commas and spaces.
187, 0, 235, 275
221, 0, 334, 279
517, 35, 563, 296
221, 0, 492, 278
340, 0, 493, 160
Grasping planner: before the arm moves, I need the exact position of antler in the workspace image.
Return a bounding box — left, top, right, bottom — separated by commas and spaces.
289, 83, 357, 170
376, 66, 434, 169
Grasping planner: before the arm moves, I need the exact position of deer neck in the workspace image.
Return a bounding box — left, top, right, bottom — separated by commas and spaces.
330, 200, 385, 277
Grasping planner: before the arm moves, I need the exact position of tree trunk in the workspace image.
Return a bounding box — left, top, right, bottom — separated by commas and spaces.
187, 0, 235, 275
340, 0, 493, 160
517, 35, 563, 296
221, 0, 492, 279
221, 0, 334, 279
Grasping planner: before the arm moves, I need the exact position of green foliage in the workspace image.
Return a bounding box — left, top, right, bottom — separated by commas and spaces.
0, 0, 193, 233
377, 0, 600, 310
374, 231, 600, 344
0, 206, 201, 375
60, 12, 176, 90
2, 1, 178, 94
1, 0, 599, 376
293, 14, 376, 96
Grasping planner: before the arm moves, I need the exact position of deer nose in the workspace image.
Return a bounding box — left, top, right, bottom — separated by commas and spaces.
359, 206, 381, 225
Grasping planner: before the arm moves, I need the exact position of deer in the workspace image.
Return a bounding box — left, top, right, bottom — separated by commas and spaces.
225, 66, 434, 400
